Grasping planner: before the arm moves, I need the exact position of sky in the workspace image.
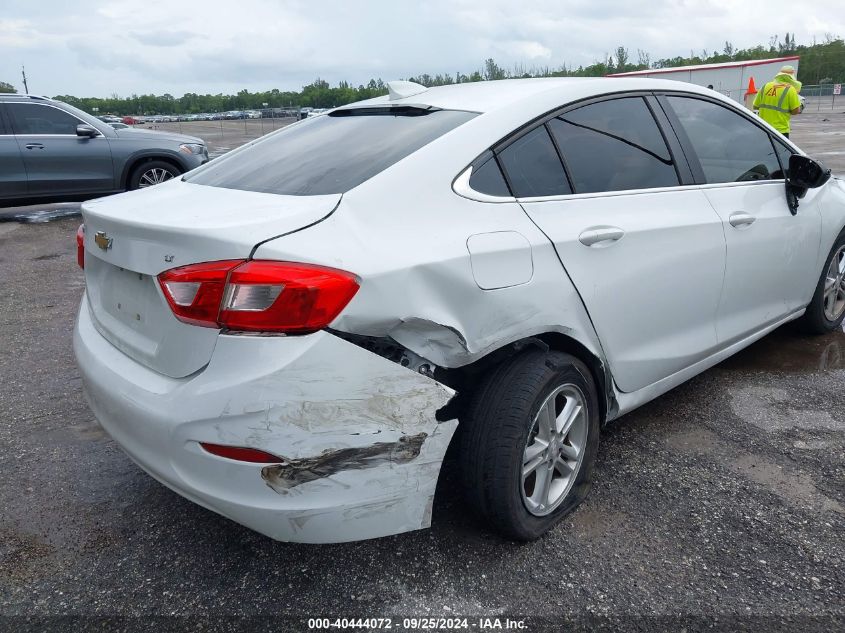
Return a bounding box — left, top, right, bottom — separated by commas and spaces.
0, 0, 841, 97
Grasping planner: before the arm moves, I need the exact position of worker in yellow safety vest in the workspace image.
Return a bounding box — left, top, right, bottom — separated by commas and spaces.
752, 65, 802, 138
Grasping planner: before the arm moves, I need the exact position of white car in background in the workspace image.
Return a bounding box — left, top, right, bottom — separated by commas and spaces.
74, 78, 845, 543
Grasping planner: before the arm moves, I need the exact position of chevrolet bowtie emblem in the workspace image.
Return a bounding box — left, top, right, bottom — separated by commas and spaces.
94, 231, 113, 251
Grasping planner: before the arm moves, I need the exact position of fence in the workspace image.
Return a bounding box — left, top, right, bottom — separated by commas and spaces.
145, 109, 299, 138
796, 84, 842, 112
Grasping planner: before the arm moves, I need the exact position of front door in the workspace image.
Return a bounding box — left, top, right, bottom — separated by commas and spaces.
6, 101, 115, 196
662, 95, 822, 344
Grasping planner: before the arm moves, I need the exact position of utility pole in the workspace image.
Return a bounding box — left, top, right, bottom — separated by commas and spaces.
21, 66, 29, 93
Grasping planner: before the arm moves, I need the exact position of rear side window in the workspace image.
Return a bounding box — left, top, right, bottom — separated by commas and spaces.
497, 126, 572, 197
7, 103, 82, 135
469, 156, 511, 197
186, 107, 476, 195
548, 97, 679, 194
666, 96, 781, 184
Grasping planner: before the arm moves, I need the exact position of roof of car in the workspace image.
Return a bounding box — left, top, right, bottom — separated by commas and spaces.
343, 77, 717, 114
0, 94, 50, 101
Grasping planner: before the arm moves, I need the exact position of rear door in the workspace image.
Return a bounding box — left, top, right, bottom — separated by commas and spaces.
0, 104, 28, 198
7, 101, 115, 196
511, 95, 727, 393
660, 94, 822, 345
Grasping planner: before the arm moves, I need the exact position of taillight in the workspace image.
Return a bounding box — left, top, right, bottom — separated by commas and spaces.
159, 260, 242, 327
76, 224, 85, 269
158, 260, 359, 334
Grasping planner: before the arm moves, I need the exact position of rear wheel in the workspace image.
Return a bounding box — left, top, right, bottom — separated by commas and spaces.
459, 350, 600, 540
128, 160, 181, 190
801, 230, 845, 334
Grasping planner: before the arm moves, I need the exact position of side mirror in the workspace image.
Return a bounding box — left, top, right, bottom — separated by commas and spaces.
785, 154, 831, 215
76, 124, 99, 138
788, 154, 831, 189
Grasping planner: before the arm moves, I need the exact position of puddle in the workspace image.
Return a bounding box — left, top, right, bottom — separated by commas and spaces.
68, 420, 107, 441
663, 426, 721, 453
665, 426, 845, 516
568, 507, 630, 539
719, 322, 845, 373
0, 203, 82, 224
729, 385, 843, 432
732, 454, 845, 515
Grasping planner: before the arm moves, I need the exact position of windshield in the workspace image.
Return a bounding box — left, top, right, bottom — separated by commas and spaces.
184, 107, 477, 195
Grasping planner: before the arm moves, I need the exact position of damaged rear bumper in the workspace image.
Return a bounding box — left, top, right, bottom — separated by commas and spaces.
73, 297, 457, 543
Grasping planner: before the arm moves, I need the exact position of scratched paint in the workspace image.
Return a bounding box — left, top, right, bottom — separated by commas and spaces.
260, 432, 427, 493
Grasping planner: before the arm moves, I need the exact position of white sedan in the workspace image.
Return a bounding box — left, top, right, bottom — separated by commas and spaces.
74, 78, 845, 543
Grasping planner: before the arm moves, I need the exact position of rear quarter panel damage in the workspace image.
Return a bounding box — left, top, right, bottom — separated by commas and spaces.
171, 331, 458, 541
76, 291, 458, 541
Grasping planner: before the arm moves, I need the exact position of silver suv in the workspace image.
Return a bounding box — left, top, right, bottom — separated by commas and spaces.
0, 95, 208, 202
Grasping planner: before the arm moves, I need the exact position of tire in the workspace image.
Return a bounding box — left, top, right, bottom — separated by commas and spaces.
459, 350, 600, 541
800, 229, 845, 334
127, 160, 182, 190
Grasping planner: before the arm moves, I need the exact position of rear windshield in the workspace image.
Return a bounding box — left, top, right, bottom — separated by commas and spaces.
185, 107, 477, 195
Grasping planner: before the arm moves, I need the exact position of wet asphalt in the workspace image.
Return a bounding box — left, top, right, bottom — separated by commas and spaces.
1, 110, 844, 632
0, 216, 843, 632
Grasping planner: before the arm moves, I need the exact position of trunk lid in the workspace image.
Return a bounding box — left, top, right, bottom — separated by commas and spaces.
81, 180, 340, 378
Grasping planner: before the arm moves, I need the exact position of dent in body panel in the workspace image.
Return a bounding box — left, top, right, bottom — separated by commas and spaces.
388, 317, 469, 366
251, 190, 615, 417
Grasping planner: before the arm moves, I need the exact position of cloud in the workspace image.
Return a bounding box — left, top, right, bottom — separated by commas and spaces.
0, 19, 49, 48
130, 30, 200, 47
0, 0, 842, 96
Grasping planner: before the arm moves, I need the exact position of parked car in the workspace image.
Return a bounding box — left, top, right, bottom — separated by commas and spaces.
108, 122, 130, 130
73, 78, 845, 544
121, 115, 144, 125
0, 94, 208, 202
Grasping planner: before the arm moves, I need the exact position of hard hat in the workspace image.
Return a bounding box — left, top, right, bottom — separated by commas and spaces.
779, 65, 796, 75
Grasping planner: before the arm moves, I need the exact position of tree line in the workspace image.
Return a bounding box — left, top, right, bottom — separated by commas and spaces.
2, 35, 843, 114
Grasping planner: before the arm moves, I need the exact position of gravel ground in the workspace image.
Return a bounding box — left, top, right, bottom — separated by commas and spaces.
0, 215, 843, 632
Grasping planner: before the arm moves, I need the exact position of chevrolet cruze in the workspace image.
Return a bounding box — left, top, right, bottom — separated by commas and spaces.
74, 78, 845, 543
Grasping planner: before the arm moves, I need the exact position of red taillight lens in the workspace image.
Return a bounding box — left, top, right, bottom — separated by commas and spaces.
76, 224, 85, 269
157, 260, 359, 334
200, 442, 282, 463
158, 260, 242, 327
220, 261, 360, 334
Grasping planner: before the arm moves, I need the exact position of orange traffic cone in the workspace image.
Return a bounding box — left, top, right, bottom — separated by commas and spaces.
744, 77, 758, 109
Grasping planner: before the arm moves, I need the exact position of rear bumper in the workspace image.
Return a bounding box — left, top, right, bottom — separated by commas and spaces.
73, 296, 457, 543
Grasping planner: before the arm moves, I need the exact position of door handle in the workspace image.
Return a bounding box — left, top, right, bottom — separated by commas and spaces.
25, 143, 45, 150
578, 226, 625, 247
729, 212, 756, 228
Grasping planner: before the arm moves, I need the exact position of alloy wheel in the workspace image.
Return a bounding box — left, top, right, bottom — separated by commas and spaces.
521, 384, 588, 516
823, 245, 845, 322
139, 167, 175, 188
